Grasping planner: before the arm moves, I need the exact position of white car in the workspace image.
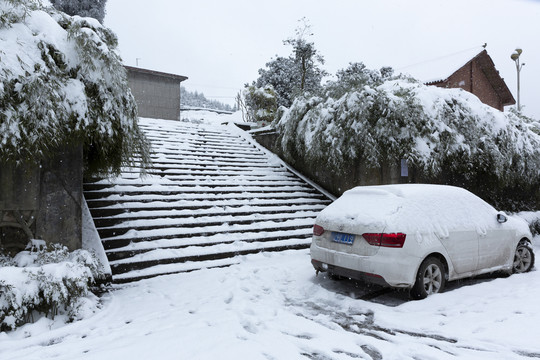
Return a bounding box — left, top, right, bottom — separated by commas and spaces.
310, 184, 535, 299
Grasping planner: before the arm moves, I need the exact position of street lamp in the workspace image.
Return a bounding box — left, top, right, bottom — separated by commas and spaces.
510, 48, 525, 111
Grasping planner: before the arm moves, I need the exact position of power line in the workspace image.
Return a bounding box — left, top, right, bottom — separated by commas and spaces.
185, 83, 241, 91
396, 44, 485, 71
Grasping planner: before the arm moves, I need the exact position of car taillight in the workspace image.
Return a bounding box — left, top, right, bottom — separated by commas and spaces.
313, 224, 325, 236
362, 233, 406, 248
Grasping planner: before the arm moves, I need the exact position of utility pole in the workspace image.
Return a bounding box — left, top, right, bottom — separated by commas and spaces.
510, 48, 525, 112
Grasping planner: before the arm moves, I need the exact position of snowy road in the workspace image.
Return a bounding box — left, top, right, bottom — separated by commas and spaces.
1, 239, 540, 360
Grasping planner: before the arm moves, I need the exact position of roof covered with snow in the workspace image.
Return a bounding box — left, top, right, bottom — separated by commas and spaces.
398, 47, 515, 109
125, 65, 188, 81
398, 47, 486, 84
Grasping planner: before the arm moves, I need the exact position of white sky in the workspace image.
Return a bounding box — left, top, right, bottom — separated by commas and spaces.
105, 0, 540, 119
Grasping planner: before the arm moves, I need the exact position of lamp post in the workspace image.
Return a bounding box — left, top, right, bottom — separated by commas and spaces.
510, 48, 525, 112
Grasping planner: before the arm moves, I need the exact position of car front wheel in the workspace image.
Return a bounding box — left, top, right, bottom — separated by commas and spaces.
411, 257, 446, 300
513, 241, 535, 273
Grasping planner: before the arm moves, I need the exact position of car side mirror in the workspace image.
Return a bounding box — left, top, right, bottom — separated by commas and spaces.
497, 213, 507, 223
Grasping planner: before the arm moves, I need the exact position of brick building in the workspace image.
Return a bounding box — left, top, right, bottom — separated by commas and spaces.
426, 50, 515, 111
125, 66, 188, 121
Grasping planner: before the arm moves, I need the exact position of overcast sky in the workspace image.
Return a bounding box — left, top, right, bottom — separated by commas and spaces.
105, 0, 540, 119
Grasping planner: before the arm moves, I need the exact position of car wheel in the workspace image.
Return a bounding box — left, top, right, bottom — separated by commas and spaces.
513, 241, 535, 273
411, 257, 446, 300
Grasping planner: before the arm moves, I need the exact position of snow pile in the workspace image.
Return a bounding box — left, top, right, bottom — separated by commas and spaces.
275, 74, 540, 209
0, 0, 149, 175
181, 110, 248, 127
0, 241, 103, 331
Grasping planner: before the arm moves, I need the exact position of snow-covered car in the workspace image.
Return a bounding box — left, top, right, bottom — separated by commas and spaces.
310, 184, 535, 299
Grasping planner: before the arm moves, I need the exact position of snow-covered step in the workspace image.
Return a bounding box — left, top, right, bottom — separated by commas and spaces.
84, 118, 333, 283
84, 188, 322, 200
91, 204, 328, 228
99, 215, 316, 241
88, 199, 329, 219
112, 258, 241, 284
109, 238, 311, 276
87, 174, 305, 184
84, 182, 313, 192
145, 151, 269, 162
86, 191, 324, 206
116, 168, 297, 177
100, 220, 315, 250
133, 159, 273, 167
105, 231, 313, 262
145, 148, 268, 158
122, 163, 285, 173
97, 210, 319, 237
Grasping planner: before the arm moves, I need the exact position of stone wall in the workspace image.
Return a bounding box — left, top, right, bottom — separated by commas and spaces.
251, 129, 410, 197
0, 145, 83, 254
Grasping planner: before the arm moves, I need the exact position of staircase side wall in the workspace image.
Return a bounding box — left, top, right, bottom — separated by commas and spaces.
251, 131, 408, 197
0, 145, 83, 254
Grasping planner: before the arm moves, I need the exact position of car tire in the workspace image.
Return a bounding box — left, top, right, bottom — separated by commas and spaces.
513, 241, 535, 274
410, 257, 446, 300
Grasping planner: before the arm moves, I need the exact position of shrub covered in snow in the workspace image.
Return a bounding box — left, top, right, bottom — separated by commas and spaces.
275, 63, 540, 210
49, 0, 107, 24
0, 241, 103, 331
518, 211, 540, 236
243, 85, 278, 125
0, 0, 150, 176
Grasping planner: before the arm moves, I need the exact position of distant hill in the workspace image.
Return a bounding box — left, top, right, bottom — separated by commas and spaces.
181, 86, 235, 112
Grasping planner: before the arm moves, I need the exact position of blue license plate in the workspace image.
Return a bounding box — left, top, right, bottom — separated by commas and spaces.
331, 232, 355, 245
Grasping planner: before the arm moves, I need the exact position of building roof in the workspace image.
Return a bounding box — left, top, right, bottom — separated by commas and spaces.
399, 47, 515, 107
464, 50, 515, 106
125, 65, 188, 82
398, 47, 485, 84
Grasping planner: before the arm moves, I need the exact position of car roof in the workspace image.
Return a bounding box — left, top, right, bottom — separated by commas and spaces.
344, 184, 476, 202
318, 184, 497, 235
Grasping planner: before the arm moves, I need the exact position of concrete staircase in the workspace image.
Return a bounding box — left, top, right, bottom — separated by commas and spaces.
84, 118, 332, 283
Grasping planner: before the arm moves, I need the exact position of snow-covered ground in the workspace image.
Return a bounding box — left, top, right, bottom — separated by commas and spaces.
1, 236, 539, 360
2, 111, 540, 359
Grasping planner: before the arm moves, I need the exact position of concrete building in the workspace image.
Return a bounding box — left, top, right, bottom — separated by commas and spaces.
125, 66, 188, 121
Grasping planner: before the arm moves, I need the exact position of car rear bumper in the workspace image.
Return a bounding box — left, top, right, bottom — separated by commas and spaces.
311, 259, 391, 287
310, 242, 418, 289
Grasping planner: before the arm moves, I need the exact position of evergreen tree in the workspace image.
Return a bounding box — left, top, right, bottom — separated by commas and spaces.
49, 0, 107, 24
252, 18, 326, 109
325, 62, 395, 98
0, 0, 149, 176
180, 86, 233, 112
243, 85, 278, 125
